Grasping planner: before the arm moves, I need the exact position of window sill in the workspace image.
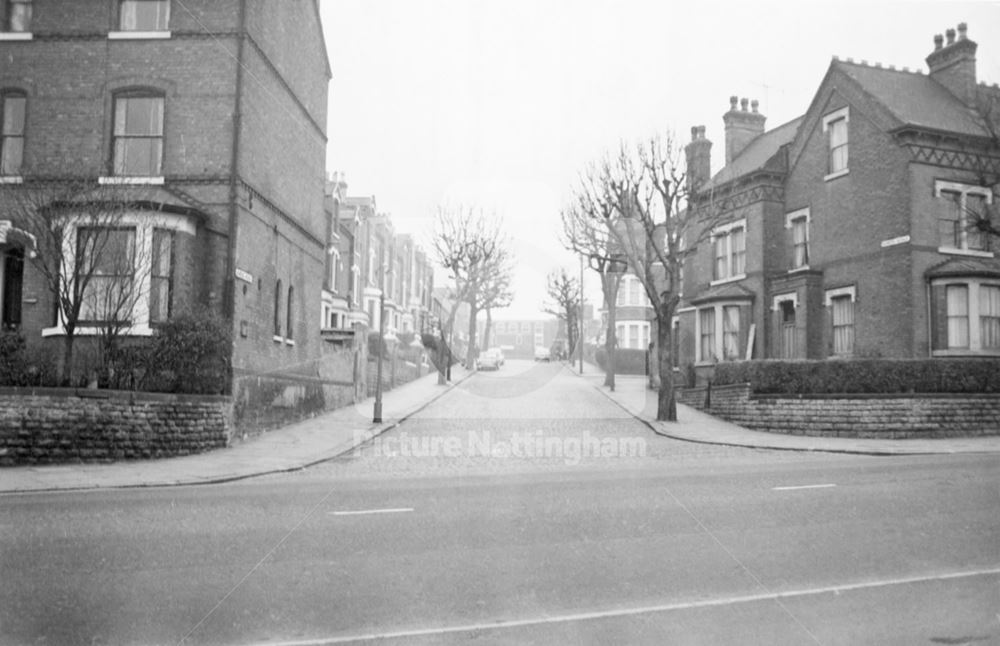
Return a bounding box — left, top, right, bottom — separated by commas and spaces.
788, 265, 811, 274
824, 168, 849, 182
272, 335, 284, 343
99, 176, 165, 185
709, 274, 747, 287
0, 32, 32, 40
932, 349, 1000, 357
108, 30, 172, 40
937, 247, 994, 259
0, 176, 24, 184
284, 338, 296, 347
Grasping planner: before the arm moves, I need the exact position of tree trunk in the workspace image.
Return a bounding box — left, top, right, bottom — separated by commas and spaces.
656, 309, 677, 421
466, 305, 479, 370
484, 309, 492, 350
61, 331, 75, 387
602, 275, 617, 391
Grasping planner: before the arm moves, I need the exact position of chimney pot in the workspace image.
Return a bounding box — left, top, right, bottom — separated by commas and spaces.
698, 125, 706, 138
691, 126, 699, 141
957, 23, 967, 40
729, 95, 738, 110
751, 99, 759, 113
934, 34, 943, 50
946, 28, 956, 45
740, 97, 749, 111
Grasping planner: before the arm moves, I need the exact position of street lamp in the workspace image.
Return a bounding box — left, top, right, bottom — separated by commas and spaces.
373, 262, 393, 424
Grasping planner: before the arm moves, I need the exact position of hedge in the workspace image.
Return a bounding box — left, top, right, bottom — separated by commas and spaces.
594, 347, 648, 375
713, 359, 1000, 394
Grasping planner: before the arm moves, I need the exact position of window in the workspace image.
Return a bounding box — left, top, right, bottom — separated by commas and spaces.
286, 285, 294, 341
711, 220, 746, 282
822, 107, 849, 179
1, 92, 25, 176
148, 228, 173, 323
830, 295, 855, 356
699, 308, 716, 362
786, 210, 809, 270
946, 285, 969, 348
78, 227, 136, 324
273, 279, 282, 337
722, 305, 740, 360
112, 93, 164, 177
932, 280, 1000, 354
5, 0, 31, 32
936, 181, 992, 254
119, 0, 169, 31
629, 324, 639, 349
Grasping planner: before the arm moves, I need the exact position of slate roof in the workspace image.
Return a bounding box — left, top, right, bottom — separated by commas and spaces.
835, 60, 993, 137
925, 256, 1000, 279
702, 116, 803, 191
689, 282, 756, 305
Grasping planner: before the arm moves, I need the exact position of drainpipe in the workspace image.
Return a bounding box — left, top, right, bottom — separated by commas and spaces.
224, 0, 247, 321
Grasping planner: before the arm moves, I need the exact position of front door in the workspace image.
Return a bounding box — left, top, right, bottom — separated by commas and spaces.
1, 248, 24, 330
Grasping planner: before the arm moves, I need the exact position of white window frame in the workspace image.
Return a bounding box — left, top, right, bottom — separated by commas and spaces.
1, 0, 33, 38
695, 299, 749, 364
41, 211, 193, 338
934, 180, 994, 258
825, 285, 857, 357
785, 208, 810, 271
110, 0, 171, 38
822, 107, 850, 181
930, 277, 1000, 356
710, 219, 747, 285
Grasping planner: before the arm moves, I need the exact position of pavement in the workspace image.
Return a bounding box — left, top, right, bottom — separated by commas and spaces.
2, 361, 999, 494
569, 361, 1000, 457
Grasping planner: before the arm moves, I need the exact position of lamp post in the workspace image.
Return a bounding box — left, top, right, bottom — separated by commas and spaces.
373, 259, 393, 423
579, 251, 584, 374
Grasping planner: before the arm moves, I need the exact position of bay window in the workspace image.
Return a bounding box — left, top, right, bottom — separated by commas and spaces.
932, 279, 1000, 354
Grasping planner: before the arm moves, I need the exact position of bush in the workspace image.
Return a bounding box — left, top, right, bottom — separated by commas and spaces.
0, 331, 27, 386
713, 359, 1000, 394
147, 312, 232, 394
594, 346, 648, 375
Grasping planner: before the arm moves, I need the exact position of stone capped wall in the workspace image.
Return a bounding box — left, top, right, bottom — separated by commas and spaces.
678, 383, 1000, 438
0, 388, 232, 466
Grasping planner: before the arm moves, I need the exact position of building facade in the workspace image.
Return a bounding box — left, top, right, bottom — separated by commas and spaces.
678, 23, 1000, 379
0, 0, 331, 384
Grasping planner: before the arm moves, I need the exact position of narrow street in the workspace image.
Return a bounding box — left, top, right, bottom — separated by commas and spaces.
2, 362, 998, 645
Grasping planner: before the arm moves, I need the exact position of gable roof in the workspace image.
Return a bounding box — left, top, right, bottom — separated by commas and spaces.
833, 60, 991, 137
702, 116, 803, 191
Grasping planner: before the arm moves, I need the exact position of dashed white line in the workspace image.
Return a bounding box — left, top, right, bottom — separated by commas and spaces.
772, 484, 837, 491
246, 566, 1000, 646
329, 507, 414, 516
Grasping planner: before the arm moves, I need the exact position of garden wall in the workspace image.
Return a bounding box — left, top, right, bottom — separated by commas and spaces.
0, 388, 232, 466
678, 383, 1000, 438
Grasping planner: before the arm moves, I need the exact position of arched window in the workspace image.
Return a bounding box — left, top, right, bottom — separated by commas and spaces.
273, 279, 282, 337
286, 284, 294, 341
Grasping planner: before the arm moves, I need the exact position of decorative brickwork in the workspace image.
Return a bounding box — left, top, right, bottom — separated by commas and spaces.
678, 383, 1000, 438
0, 389, 232, 466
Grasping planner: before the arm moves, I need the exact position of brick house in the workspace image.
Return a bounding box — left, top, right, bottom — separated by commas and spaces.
678, 23, 1000, 380
0, 0, 331, 386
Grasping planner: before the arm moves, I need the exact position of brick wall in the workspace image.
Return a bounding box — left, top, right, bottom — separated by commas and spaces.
678, 383, 1000, 438
0, 388, 231, 466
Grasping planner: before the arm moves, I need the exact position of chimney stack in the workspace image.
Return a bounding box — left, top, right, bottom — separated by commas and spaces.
926, 23, 977, 106
723, 96, 766, 165
685, 125, 712, 193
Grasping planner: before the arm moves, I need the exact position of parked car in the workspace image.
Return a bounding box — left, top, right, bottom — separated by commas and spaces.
488, 347, 505, 366
534, 346, 551, 362
477, 349, 502, 371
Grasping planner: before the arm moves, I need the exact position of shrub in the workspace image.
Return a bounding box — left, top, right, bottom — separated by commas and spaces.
713, 359, 1000, 394
594, 346, 648, 375
147, 312, 232, 394
0, 331, 27, 386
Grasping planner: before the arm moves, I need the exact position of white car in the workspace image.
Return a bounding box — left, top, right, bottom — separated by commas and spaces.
477, 349, 502, 370
534, 346, 551, 362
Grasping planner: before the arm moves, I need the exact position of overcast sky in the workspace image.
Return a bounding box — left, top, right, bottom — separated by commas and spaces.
320, 1, 1000, 319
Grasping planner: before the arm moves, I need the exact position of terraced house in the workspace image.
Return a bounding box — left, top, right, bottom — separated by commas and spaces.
678, 23, 1000, 378
0, 0, 331, 385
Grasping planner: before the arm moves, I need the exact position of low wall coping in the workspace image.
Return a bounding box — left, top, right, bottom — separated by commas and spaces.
0, 386, 231, 405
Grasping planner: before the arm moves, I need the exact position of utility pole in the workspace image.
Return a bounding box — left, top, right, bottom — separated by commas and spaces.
579, 252, 584, 374
373, 288, 386, 423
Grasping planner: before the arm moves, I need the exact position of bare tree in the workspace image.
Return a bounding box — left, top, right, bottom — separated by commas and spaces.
1, 178, 148, 385
967, 91, 1000, 242
433, 205, 511, 372
543, 268, 581, 361
591, 134, 722, 421
560, 197, 626, 390
479, 257, 514, 351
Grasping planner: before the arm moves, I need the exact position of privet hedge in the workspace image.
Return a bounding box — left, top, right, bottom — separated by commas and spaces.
594, 347, 648, 375
713, 359, 1000, 394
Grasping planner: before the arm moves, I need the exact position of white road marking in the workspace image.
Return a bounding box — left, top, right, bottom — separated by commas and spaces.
772, 484, 837, 491
248, 566, 1000, 646
329, 507, 413, 516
